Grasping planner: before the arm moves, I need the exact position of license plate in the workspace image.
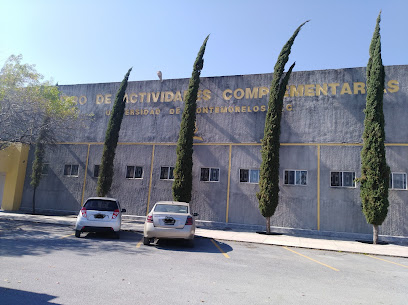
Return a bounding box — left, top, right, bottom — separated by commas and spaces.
94, 214, 106, 219
164, 217, 175, 225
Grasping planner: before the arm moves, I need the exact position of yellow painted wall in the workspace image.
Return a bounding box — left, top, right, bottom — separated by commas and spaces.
0, 143, 29, 211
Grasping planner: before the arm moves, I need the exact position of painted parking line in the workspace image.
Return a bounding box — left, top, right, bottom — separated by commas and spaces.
210, 239, 230, 259
59, 233, 75, 239
282, 246, 339, 271
365, 255, 408, 268
136, 238, 143, 248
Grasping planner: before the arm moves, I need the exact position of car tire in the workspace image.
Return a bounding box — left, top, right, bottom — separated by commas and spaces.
115, 232, 120, 239
143, 237, 150, 245
75, 230, 81, 238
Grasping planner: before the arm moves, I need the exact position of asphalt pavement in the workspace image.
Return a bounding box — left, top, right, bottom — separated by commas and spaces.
1, 210, 407, 258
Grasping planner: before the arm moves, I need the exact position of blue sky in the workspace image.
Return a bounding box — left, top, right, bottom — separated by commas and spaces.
1, 0, 406, 85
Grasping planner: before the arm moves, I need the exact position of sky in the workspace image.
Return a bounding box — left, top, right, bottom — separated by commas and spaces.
0, 0, 407, 85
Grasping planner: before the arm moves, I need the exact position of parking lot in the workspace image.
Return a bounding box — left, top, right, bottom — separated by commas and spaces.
1, 218, 407, 305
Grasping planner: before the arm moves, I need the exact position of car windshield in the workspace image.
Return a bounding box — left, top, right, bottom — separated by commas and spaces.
154, 204, 188, 214
84, 199, 118, 211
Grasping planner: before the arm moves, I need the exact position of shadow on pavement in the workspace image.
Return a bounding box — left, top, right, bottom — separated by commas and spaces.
0, 218, 233, 257
0, 219, 146, 257
0, 287, 59, 305
150, 236, 233, 254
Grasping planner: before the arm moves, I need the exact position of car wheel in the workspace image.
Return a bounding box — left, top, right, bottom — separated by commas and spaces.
75, 230, 81, 238
143, 237, 150, 245
115, 232, 120, 239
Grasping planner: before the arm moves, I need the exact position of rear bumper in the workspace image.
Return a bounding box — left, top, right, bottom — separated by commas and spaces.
75, 217, 121, 232
79, 226, 117, 233
144, 223, 195, 239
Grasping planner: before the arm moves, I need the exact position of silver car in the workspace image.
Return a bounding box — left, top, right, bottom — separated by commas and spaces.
75, 197, 126, 239
143, 201, 198, 247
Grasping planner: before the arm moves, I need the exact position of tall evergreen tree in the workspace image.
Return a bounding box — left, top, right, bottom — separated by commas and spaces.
172, 35, 209, 202
257, 21, 308, 233
360, 12, 389, 244
30, 116, 49, 214
97, 68, 132, 197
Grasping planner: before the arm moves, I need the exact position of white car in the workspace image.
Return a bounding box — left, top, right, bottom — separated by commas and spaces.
143, 201, 198, 247
75, 197, 126, 239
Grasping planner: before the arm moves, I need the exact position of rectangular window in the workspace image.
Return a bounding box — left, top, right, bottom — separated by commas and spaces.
330, 171, 355, 187
284, 170, 307, 186
71, 165, 79, 176
200, 168, 209, 181
126, 166, 143, 179
200, 167, 220, 182
240, 169, 260, 183
93, 165, 100, 178
64, 165, 71, 176
41, 163, 49, 175
390, 172, 407, 190
63, 164, 79, 177
160, 166, 174, 180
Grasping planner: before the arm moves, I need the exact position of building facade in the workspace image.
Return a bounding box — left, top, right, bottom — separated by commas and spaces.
12, 65, 408, 237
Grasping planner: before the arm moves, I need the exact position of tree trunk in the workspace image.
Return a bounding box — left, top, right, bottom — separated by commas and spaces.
373, 224, 379, 244
32, 188, 36, 215
266, 217, 271, 234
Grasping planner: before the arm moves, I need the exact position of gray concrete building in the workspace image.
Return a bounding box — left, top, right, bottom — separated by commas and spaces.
18, 65, 408, 237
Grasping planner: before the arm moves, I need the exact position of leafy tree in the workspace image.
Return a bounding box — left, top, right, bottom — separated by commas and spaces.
1, 55, 80, 213
97, 68, 132, 197
257, 21, 308, 233
172, 35, 209, 203
0, 55, 79, 149
359, 12, 389, 244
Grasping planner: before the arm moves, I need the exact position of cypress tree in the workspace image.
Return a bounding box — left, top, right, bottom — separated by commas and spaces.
172, 35, 209, 202
30, 116, 49, 214
97, 68, 132, 197
360, 12, 389, 244
257, 21, 308, 233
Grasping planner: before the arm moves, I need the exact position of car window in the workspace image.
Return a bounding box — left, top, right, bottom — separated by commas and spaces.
84, 200, 118, 211
154, 204, 188, 213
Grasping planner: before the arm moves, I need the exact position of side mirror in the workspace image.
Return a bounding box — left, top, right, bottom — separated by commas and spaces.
121, 209, 127, 213
193, 213, 199, 217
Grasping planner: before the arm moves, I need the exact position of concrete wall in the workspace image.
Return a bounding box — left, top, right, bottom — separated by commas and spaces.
21, 144, 87, 212
383, 146, 408, 237
56, 66, 407, 145
19, 65, 408, 237
191, 145, 230, 223
319, 146, 367, 233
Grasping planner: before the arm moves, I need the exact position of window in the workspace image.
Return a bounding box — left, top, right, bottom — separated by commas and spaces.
160, 166, 174, 180
330, 171, 355, 187
93, 165, 100, 178
64, 164, 79, 177
41, 163, 49, 175
284, 170, 307, 185
84, 199, 119, 211
200, 167, 220, 182
389, 172, 407, 190
126, 166, 143, 179
154, 204, 188, 214
240, 169, 260, 183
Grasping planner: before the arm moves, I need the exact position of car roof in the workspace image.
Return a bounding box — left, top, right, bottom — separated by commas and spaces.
154, 201, 189, 206
85, 197, 118, 202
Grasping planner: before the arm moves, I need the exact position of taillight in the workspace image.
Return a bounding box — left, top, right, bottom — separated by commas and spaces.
112, 209, 120, 219
147, 215, 153, 223
185, 216, 193, 225
81, 207, 87, 218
